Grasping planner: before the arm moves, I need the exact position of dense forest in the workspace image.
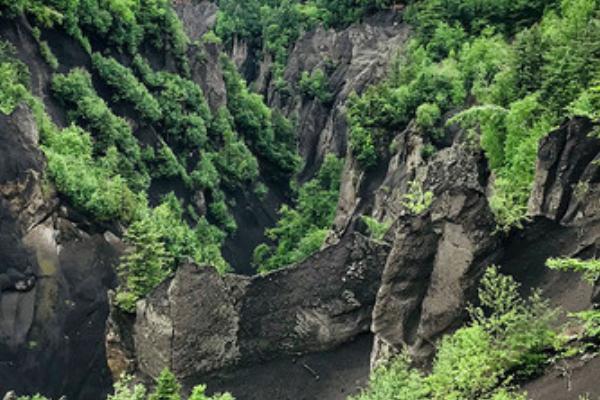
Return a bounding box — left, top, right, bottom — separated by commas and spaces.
0, 0, 599, 399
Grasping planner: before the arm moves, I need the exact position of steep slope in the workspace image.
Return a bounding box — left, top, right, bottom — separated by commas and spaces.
2, 0, 600, 399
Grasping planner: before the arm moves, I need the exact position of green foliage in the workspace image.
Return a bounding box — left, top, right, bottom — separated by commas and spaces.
352, 266, 557, 400
1, 0, 189, 67
208, 190, 237, 234
568, 79, 600, 120
299, 68, 333, 104
44, 126, 141, 222
401, 180, 433, 215
545, 257, 600, 284
116, 195, 230, 312
92, 53, 162, 122
539, 0, 600, 115
404, 0, 557, 39
188, 386, 234, 400
415, 102, 441, 131
350, 354, 429, 400
361, 215, 391, 241
253, 154, 343, 273
452, 95, 552, 231
149, 369, 181, 400
16, 395, 51, 400
221, 56, 300, 178
109, 375, 148, 400
202, 30, 222, 45
215, 0, 392, 95
347, 44, 466, 168
574, 310, 600, 338
0, 41, 29, 114
147, 144, 185, 179
545, 256, 600, 340
347, 0, 598, 232
110, 373, 234, 400
211, 107, 260, 187
52, 68, 148, 191
132, 57, 211, 150
32, 28, 59, 70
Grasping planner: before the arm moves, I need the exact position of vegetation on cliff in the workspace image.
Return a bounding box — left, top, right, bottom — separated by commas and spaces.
215, 0, 394, 85
0, 0, 304, 311
348, 0, 600, 230
352, 266, 559, 400
253, 154, 343, 273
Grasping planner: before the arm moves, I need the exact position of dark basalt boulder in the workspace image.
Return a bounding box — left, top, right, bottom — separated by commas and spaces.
0, 105, 123, 399
370, 142, 502, 367
370, 117, 600, 369
131, 232, 390, 381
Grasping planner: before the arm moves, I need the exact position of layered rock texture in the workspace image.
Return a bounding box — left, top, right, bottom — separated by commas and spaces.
131, 232, 389, 379
1, 1, 600, 399
266, 12, 409, 180
0, 105, 122, 398
368, 118, 600, 379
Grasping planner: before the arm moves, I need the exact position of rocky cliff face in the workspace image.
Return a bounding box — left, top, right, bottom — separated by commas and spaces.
265, 12, 409, 180
368, 117, 600, 371
370, 139, 502, 367
0, 105, 123, 398
130, 232, 389, 380
2, 2, 599, 399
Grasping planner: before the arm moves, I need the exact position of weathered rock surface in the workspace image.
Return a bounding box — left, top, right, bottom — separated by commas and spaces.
133, 232, 389, 380
173, 0, 218, 42
369, 117, 600, 370
267, 12, 409, 179
0, 106, 123, 398
370, 141, 501, 367
528, 118, 600, 227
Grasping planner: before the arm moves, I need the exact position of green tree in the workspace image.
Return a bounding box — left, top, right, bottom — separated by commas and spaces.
149, 369, 181, 400
92, 53, 162, 122
253, 154, 343, 272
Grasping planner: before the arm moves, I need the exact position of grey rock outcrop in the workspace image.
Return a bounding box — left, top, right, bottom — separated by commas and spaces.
173, 0, 218, 42
0, 105, 123, 398
132, 232, 389, 380
528, 118, 600, 227
369, 117, 600, 369
370, 142, 501, 367
266, 13, 409, 179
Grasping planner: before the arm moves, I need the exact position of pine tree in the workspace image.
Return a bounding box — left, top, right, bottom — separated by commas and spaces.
149, 369, 181, 400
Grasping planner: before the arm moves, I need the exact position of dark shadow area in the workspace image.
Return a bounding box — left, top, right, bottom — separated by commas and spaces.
197, 334, 373, 400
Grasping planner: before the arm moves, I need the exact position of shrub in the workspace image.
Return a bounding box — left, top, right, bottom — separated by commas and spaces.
0, 41, 29, 114
116, 206, 173, 312
299, 69, 333, 104
211, 108, 260, 187
108, 375, 147, 400
221, 56, 300, 178
361, 215, 392, 241
201, 30, 222, 45
43, 126, 141, 222
110, 372, 234, 400
189, 153, 220, 190
188, 385, 234, 400
415, 102, 441, 131
545, 257, 600, 284
116, 194, 230, 312
208, 191, 237, 234
352, 266, 557, 400
253, 154, 343, 273
150, 144, 187, 179
52, 68, 148, 191
401, 180, 433, 215
149, 369, 181, 400
92, 53, 162, 122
